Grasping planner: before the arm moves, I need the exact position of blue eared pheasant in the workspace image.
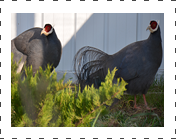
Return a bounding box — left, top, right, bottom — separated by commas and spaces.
11, 24, 62, 77
74, 20, 163, 110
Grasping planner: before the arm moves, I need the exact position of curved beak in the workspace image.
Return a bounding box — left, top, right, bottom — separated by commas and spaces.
40, 29, 45, 35
146, 25, 150, 31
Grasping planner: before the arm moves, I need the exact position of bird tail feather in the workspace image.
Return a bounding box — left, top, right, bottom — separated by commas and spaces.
74, 46, 110, 91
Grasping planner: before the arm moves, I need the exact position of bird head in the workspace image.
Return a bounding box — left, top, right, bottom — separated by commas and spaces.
41, 24, 53, 36
146, 20, 159, 33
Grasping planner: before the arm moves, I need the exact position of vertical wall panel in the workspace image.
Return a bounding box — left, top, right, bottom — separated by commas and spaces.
103, 13, 109, 53
107, 13, 137, 55
76, 13, 104, 52
126, 13, 137, 45
59, 13, 75, 71
53, 13, 64, 48
34, 13, 43, 27
76, 13, 91, 52
16, 13, 34, 37
11, 13, 16, 39
81, 14, 94, 49
43, 13, 54, 25
92, 13, 104, 51
107, 13, 117, 54
137, 13, 151, 41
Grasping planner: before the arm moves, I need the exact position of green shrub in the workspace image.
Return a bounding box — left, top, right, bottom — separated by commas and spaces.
11, 53, 127, 127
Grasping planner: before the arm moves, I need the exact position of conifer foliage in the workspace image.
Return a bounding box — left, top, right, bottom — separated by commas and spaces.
11, 53, 127, 127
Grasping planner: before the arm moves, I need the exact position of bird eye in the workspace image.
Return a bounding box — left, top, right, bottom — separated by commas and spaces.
45, 24, 52, 32
150, 21, 157, 29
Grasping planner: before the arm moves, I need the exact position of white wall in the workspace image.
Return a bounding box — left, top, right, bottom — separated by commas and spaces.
11, 13, 164, 82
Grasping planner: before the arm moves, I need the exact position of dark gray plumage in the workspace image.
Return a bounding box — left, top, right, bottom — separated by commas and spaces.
11, 24, 62, 77
74, 20, 162, 110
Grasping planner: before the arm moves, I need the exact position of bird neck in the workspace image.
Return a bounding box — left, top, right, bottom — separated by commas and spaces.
145, 26, 162, 65
147, 26, 162, 45
47, 29, 56, 39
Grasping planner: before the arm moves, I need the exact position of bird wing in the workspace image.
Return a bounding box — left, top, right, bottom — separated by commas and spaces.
25, 39, 45, 68
12, 28, 45, 74
116, 55, 139, 81
11, 39, 27, 73
115, 45, 143, 81
13, 28, 41, 55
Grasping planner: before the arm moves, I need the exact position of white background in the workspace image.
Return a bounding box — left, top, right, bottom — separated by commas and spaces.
0, 0, 174, 139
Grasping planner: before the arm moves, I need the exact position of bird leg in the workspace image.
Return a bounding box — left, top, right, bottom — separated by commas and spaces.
143, 94, 156, 110
133, 95, 141, 110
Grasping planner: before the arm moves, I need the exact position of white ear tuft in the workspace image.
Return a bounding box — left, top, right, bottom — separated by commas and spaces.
157, 20, 160, 25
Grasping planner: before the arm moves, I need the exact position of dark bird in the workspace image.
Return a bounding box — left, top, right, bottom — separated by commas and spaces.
74, 20, 163, 110
11, 24, 62, 77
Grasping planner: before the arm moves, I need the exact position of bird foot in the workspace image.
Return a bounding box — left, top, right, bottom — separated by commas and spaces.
133, 105, 141, 110
145, 106, 156, 110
